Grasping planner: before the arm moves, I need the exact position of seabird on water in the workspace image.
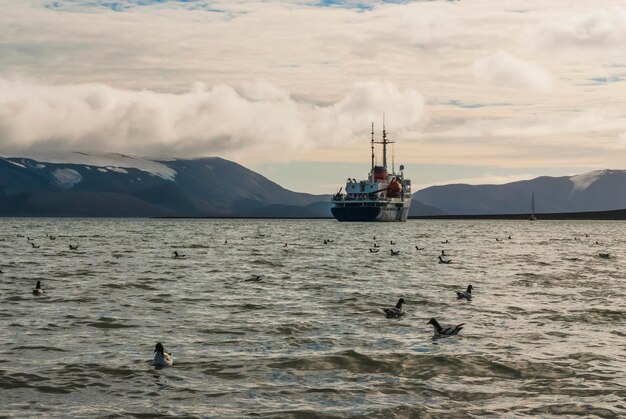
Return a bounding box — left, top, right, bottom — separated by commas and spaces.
383, 298, 405, 318
245, 275, 262, 282
415, 246, 424, 250
427, 318, 464, 337
390, 240, 396, 245
31, 243, 40, 248
390, 249, 400, 256
438, 255, 451, 264
32, 281, 44, 295
153, 342, 173, 367
599, 253, 611, 259
369, 248, 380, 253
456, 285, 473, 300
69, 244, 78, 250
173, 250, 186, 258
441, 240, 449, 244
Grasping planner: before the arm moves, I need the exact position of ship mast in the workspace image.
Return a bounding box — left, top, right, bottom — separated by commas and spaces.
370, 122, 375, 171
374, 113, 394, 169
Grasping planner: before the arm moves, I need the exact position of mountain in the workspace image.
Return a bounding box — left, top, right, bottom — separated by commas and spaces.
409, 199, 448, 216
413, 170, 626, 215
0, 153, 331, 217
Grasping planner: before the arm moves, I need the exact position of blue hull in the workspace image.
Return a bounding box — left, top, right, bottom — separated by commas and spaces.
331, 206, 381, 222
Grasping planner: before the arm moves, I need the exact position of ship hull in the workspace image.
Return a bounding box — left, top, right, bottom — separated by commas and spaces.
331, 203, 410, 222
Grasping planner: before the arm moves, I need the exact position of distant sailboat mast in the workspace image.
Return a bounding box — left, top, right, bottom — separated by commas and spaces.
529, 192, 537, 221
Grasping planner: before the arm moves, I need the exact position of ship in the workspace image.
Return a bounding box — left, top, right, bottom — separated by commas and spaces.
331, 121, 412, 222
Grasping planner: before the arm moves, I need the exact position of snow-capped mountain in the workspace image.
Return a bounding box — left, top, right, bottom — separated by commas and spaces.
413, 170, 626, 215
0, 153, 329, 217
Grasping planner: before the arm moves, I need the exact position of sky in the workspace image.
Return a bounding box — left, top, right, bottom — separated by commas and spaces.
2, 0, 626, 193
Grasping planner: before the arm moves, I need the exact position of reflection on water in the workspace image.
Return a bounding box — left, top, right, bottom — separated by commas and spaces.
0, 219, 624, 417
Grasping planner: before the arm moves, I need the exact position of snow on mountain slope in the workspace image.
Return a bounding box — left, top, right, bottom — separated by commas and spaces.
4, 152, 176, 180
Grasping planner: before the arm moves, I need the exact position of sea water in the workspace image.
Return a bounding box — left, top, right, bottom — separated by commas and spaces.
1, 219, 624, 417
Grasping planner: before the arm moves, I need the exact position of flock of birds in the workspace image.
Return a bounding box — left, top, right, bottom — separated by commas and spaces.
16, 227, 611, 369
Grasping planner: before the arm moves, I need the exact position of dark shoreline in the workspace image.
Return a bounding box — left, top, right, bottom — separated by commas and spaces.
4, 208, 626, 220
412, 208, 626, 220
160, 207, 626, 220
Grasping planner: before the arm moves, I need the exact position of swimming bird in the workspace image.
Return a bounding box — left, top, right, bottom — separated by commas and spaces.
456, 285, 473, 300
390, 240, 396, 245
415, 246, 423, 250
390, 249, 400, 256
153, 342, 173, 367
599, 253, 611, 259
369, 248, 379, 253
245, 275, 262, 282
224, 240, 228, 244
173, 250, 186, 258
27, 237, 33, 241
373, 243, 380, 248
383, 298, 405, 318
31, 243, 40, 248
427, 318, 464, 337
441, 240, 449, 244
32, 281, 43, 295
283, 243, 288, 247
323, 239, 328, 244
69, 244, 78, 250
508, 235, 512, 240
438, 255, 451, 264
373, 235, 376, 240
495, 238, 501, 242
17, 234, 23, 238
49, 235, 56, 240
441, 250, 446, 256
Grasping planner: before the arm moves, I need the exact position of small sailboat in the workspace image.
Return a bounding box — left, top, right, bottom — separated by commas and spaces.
529, 192, 537, 221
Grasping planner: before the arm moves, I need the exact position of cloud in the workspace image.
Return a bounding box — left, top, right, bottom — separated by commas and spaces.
0, 78, 425, 161
472, 51, 552, 91
3, 0, 626, 177
528, 8, 626, 57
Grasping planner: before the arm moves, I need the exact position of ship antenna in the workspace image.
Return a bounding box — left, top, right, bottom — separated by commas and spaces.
392, 142, 395, 173
371, 122, 375, 171
382, 113, 387, 168
373, 112, 394, 169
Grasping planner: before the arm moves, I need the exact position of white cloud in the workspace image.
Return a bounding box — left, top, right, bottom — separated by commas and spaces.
0, 77, 425, 161
2, 0, 626, 184
473, 51, 552, 91
528, 7, 626, 57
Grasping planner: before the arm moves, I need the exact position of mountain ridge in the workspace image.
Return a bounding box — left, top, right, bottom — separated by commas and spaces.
414, 169, 626, 215
2, 152, 625, 217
